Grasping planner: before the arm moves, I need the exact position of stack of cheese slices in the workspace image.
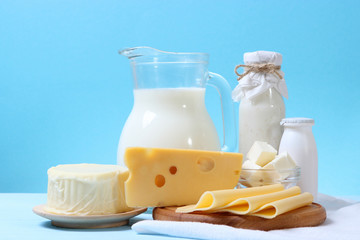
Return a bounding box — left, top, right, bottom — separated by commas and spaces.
176, 184, 313, 219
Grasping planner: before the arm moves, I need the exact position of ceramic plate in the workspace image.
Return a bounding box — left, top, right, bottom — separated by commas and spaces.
33, 204, 147, 229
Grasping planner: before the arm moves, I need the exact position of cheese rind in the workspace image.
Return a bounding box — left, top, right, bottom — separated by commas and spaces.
124, 147, 243, 207
45, 164, 132, 215
247, 141, 277, 167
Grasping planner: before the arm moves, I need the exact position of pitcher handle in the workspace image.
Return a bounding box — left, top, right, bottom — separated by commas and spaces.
207, 72, 237, 152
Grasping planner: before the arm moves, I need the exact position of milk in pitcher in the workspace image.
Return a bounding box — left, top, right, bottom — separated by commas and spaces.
118, 47, 236, 166
117, 87, 221, 165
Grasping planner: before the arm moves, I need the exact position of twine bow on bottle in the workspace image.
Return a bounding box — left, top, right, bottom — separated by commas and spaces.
232, 63, 288, 102
234, 63, 283, 81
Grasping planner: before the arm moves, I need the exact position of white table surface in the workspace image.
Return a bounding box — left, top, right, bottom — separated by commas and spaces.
1, 193, 359, 240
0, 193, 184, 240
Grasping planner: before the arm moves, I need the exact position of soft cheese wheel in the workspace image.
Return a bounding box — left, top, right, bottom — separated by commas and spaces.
45, 164, 132, 215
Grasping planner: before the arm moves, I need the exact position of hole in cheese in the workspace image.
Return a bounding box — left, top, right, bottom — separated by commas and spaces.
169, 166, 177, 175
234, 170, 240, 175
155, 174, 166, 187
196, 157, 215, 172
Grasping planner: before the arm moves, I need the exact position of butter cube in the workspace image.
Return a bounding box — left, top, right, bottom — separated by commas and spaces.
263, 152, 297, 181
240, 160, 267, 187
247, 141, 277, 167
242, 160, 261, 170
241, 160, 261, 179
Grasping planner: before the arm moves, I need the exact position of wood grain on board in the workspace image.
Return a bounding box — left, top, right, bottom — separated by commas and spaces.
153, 203, 326, 231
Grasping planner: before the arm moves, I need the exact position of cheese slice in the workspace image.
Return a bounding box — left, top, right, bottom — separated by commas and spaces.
124, 147, 243, 207
45, 164, 132, 215
251, 192, 313, 219
177, 186, 301, 215
218, 186, 301, 214
176, 184, 284, 213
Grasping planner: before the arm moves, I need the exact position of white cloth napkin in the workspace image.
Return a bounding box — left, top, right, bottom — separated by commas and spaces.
132, 194, 360, 240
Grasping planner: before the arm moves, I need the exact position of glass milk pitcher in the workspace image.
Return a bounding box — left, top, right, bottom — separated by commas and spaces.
117, 47, 236, 166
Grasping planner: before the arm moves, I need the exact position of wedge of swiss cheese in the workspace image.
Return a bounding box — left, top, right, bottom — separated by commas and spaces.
124, 147, 243, 207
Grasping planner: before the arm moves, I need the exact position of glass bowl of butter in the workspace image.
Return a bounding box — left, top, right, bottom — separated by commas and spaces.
237, 166, 300, 189
236, 142, 301, 189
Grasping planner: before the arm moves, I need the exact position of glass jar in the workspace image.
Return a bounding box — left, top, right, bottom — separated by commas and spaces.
239, 88, 285, 157
233, 51, 288, 157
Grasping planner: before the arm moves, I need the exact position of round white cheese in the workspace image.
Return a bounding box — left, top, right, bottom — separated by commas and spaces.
45, 164, 131, 215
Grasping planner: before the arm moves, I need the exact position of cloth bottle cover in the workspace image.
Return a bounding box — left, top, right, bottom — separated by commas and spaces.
232, 51, 289, 101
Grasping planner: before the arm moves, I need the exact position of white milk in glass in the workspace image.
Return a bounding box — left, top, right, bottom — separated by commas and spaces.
117, 88, 221, 165
239, 88, 285, 156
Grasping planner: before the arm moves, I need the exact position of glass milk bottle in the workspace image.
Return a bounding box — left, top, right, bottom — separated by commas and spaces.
232, 51, 288, 157
279, 118, 318, 200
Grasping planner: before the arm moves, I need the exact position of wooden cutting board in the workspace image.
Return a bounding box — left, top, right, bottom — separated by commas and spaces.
153, 203, 326, 231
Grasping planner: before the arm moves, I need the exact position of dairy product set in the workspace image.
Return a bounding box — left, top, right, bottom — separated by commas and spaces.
117, 47, 317, 198
44, 148, 314, 222
37, 47, 320, 229
233, 51, 317, 198
45, 149, 243, 216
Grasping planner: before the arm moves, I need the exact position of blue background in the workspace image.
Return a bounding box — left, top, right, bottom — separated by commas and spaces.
1, 0, 359, 195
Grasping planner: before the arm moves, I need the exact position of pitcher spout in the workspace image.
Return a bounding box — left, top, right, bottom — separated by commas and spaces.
119, 46, 208, 64
119, 46, 170, 59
